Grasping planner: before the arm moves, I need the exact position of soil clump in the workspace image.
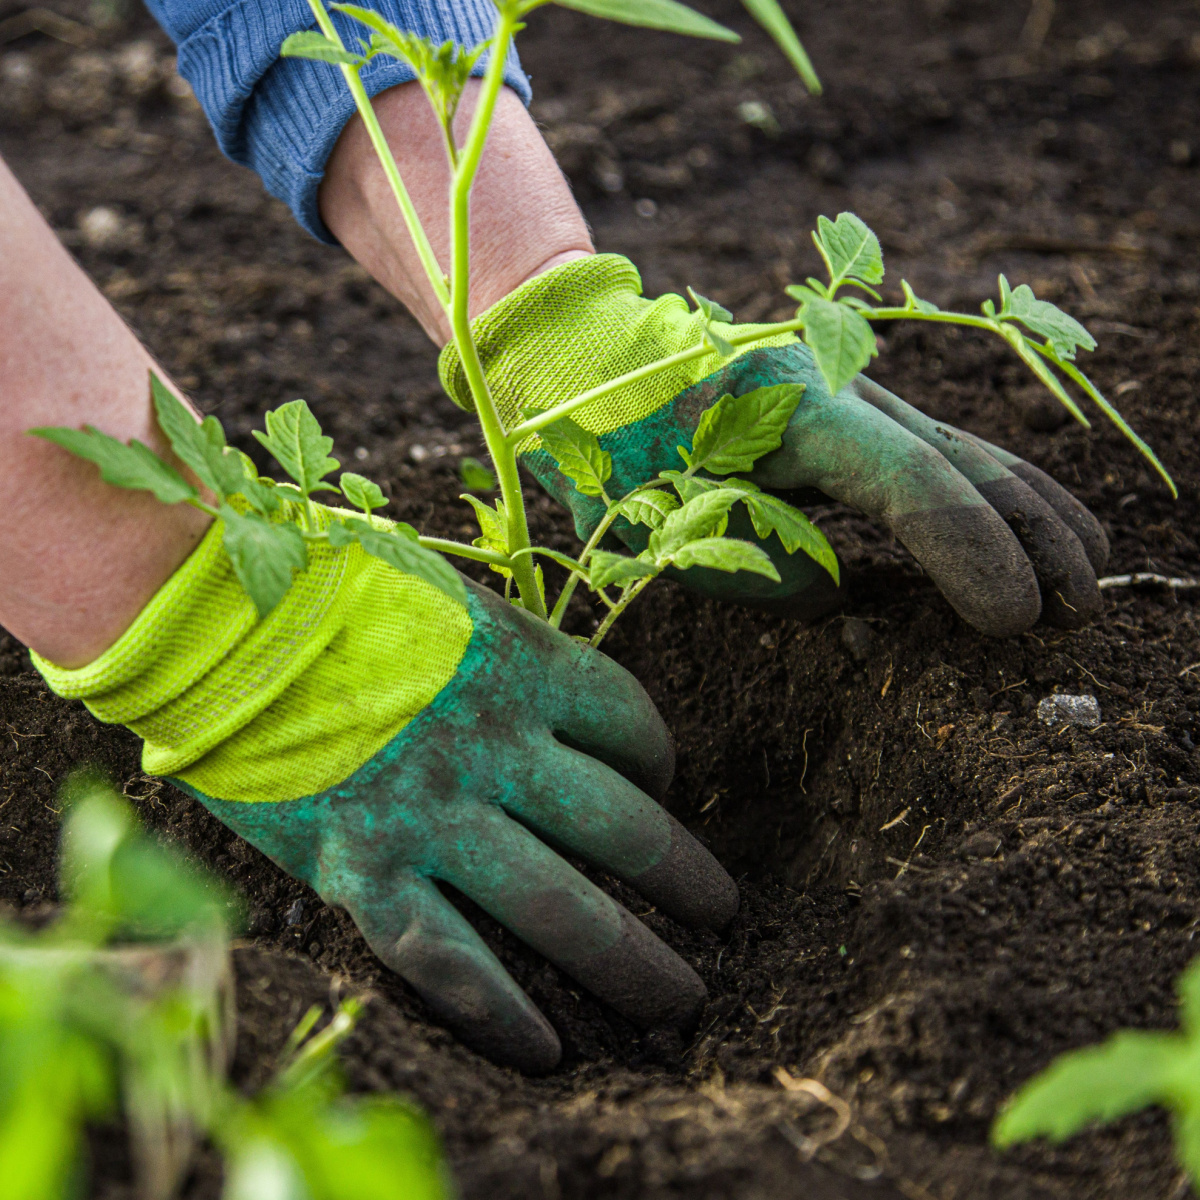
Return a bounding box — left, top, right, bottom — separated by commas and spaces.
3, 0, 1200, 1196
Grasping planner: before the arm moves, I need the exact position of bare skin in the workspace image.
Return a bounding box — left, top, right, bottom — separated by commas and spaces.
0, 157, 212, 668
319, 81, 594, 344
0, 82, 589, 666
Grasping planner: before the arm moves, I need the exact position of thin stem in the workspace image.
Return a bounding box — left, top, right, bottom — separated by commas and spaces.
508, 318, 806, 444
508, 546, 586, 573
546, 477, 669, 628
590, 575, 655, 648
445, 5, 545, 616
305, 0, 449, 311
418, 535, 512, 569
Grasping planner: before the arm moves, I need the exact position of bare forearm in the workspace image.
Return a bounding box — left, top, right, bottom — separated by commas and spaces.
318, 81, 593, 345
0, 157, 210, 668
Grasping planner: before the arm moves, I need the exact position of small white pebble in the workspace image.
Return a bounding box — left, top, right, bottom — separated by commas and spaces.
1037, 693, 1101, 729
79, 206, 123, 249
409, 444, 429, 463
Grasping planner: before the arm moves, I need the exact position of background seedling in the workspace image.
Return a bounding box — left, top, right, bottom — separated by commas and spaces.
992, 954, 1200, 1185
0, 775, 448, 1200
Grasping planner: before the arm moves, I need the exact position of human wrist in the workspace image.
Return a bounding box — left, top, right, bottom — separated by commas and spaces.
320, 81, 592, 346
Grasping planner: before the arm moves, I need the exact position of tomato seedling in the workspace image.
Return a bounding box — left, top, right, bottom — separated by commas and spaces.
0, 776, 448, 1200
33, 0, 1172, 641
993, 954, 1200, 1185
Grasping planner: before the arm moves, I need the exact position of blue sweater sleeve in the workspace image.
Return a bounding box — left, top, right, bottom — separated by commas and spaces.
145, 0, 531, 243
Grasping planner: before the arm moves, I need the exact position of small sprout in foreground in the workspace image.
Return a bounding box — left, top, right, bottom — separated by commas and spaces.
993, 954, 1200, 1186
459, 456, 497, 492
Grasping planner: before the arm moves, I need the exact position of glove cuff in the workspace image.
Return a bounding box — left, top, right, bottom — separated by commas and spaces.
438, 253, 712, 442
34, 505, 472, 803
438, 253, 797, 448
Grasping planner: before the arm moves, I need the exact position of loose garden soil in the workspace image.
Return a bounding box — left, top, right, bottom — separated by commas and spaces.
4, 0, 1200, 1195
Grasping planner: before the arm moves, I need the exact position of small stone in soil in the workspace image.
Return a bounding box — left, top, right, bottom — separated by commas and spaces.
1037, 693, 1101, 728
285, 898, 305, 926
840, 617, 876, 661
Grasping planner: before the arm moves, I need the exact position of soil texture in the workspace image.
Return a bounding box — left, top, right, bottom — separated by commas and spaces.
3, 0, 1200, 1196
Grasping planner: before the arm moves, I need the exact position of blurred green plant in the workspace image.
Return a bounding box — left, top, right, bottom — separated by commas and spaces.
993, 955, 1200, 1183
0, 775, 450, 1200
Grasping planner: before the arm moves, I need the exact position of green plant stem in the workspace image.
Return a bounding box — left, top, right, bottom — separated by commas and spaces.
508, 546, 586, 573
304, 0, 449, 312
545, 488, 633, 627
445, 3, 546, 617
417, 535, 512, 569
507, 318, 806, 445
590, 575, 654, 648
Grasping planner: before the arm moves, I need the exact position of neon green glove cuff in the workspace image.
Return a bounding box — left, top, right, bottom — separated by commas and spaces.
437, 253, 795, 444
33, 507, 473, 803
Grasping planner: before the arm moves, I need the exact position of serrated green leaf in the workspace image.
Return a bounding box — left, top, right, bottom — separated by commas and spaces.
741, 492, 839, 582
349, 523, 467, 607
687, 287, 733, 324
814, 213, 884, 290
459, 456, 497, 492
220, 505, 307, 617
739, 0, 821, 92
901, 279, 940, 314
460, 493, 508, 551
31, 426, 197, 505
252, 400, 340, 498
799, 296, 879, 395
280, 30, 364, 65
551, 0, 740, 41
614, 489, 680, 529
669, 537, 781, 580
649, 488, 741, 559
991, 1030, 1176, 1148
681, 384, 804, 474
231, 450, 282, 516
999, 277, 1096, 360
588, 550, 658, 590
686, 287, 735, 357
536, 413, 612, 498
340, 472, 387, 513
149, 372, 241, 497
460, 494, 511, 578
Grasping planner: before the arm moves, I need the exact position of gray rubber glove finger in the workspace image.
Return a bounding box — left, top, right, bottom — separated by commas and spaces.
750, 384, 1043, 636
950, 427, 1110, 574
502, 734, 738, 932
516, 608, 677, 799
344, 871, 562, 1073
435, 805, 708, 1032
848, 376, 1101, 628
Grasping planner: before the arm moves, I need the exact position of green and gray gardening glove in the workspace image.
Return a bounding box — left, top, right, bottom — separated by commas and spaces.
33, 507, 737, 1073
440, 254, 1109, 635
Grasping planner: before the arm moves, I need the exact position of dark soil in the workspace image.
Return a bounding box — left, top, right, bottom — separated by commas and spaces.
3, 0, 1200, 1196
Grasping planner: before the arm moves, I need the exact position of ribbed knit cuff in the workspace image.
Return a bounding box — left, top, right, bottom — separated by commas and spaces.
170, 0, 531, 243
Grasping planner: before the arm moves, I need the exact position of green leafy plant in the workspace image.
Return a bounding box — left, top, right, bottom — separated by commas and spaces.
0, 776, 448, 1200
33, 0, 1172, 644
992, 955, 1200, 1183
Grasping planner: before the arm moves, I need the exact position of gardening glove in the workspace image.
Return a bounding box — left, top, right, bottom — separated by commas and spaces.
440, 254, 1109, 636
32, 506, 737, 1073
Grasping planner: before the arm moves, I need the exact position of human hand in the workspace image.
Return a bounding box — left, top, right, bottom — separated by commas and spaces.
195, 580, 736, 1072
440, 255, 1107, 636
36, 508, 736, 1073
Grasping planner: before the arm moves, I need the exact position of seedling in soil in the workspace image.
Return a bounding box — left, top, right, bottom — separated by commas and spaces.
33, 0, 1172, 641
992, 954, 1200, 1185
0, 776, 448, 1200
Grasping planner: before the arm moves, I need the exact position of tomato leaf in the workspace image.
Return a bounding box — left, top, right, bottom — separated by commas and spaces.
680, 384, 804, 474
